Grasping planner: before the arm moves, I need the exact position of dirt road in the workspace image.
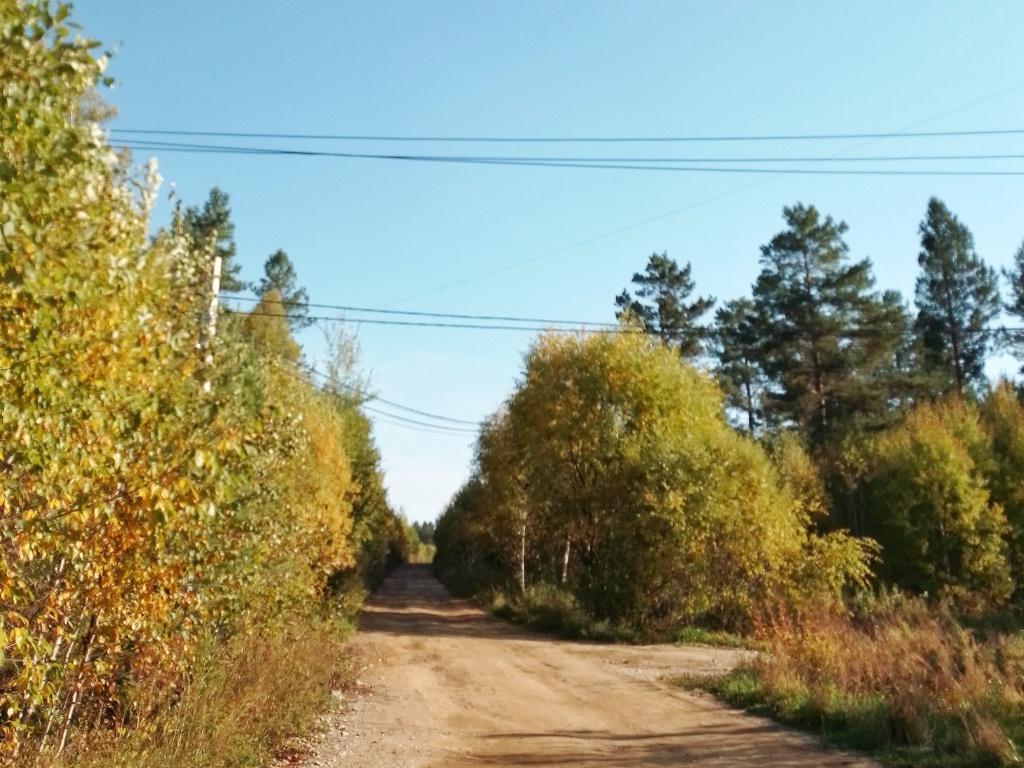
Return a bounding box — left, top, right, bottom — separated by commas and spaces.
302, 565, 874, 767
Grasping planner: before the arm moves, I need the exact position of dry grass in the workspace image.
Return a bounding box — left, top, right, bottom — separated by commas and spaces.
23, 617, 354, 768
700, 596, 1024, 767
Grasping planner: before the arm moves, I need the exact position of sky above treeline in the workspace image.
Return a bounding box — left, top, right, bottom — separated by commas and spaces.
78, 1, 1024, 522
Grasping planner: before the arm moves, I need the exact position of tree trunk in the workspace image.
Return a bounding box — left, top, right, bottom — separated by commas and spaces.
950, 327, 964, 396
942, 268, 965, 397
744, 377, 755, 433
517, 519, 527, 594
38, 607, 86, 756
559, 537, 571, 585
55, 613, 98, 756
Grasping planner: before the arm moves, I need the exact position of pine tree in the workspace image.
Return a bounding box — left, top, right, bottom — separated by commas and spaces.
914, 197, 1000, 396
837, 289, 922, 425
752, 204, 900, 442
1003, 239, 1024, 373
615, 253, 715, 358
254, 248, 311, 329
712, 297, 765, 432
182, 187, 245, 291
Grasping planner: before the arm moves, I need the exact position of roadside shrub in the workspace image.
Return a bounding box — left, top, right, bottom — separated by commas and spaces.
708, 598, 1023, 766
490, 583, 629, 642
50, 617, 353, 768
857, 399, 1011, 611
980, 383, 1024, 595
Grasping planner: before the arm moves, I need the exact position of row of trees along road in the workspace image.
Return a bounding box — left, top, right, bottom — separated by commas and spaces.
0, 3, 409, 758
436, 200, 1024, 633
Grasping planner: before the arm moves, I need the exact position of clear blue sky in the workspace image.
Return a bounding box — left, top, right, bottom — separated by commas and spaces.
77, 1, 1024, 522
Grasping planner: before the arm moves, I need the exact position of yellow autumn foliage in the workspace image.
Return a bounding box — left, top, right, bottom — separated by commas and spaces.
0, 2, 404, 758
436, 330, 874, 632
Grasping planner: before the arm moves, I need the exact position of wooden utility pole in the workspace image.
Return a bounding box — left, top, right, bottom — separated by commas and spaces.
202, 253, 222, 394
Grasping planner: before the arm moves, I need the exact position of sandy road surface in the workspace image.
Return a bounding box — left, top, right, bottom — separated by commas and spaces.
300, 565, 875, 767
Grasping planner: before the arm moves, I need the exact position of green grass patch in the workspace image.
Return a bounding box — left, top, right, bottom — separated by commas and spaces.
487, 584, 636, 642
459, 580, 755, 646
489, 587, 755, 646
690, 666, 1018, 768
675, 626, 750, 649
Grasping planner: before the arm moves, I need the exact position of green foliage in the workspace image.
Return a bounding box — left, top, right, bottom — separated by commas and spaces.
182, 187, 245, 292
857, 400, 1011, 610
980, 384, 1024, 597
751, 204, 909, 443
712, 297, 766, 432
614, 252, 715, 358
914, 197, 1000, 396
769, 433, 829, 521
244, 289, 302, 360
333, 401, 407, 588
398, 517, 435, 563
411, 521, 435, 546
489, 583, 630, 642
436, 330, 873, 633
1004, 240, 1024, 375
254, 248, 310, 329
434, 478, 509, 596
673, 626, 747, 648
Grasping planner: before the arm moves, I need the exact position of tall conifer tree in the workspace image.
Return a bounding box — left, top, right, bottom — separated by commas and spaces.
712, 297, 766, 433
615, 253, 715, 359
182, 186, 245, 291
255, 248, 311, 329
914, 197, 1000, 396
752, 204, 901, 442
1003, 239, 1024, 373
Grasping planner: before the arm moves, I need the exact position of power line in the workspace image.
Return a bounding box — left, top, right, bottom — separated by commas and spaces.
220, 293, 621, 328
110, 126, 1024, 143
235, 307, 1024, 340
361, 404, 479, 433
117, 82, 1024, 312
293, 362, 481, 426
228, 307, 639, 334
114, 85, 1024, 310
362, 396, 480, 427
225, 293, 1024, 348
385, 80, 1024, 305
274, 357, 482, 429
116, 140, 1024, 176
370, 413, 479, 437
115, 139, 1024, 164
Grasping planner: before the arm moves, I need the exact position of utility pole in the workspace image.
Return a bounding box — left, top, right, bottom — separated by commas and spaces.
202, 252, 222, 394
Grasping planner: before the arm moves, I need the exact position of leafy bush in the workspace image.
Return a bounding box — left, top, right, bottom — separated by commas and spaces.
436, 330, 873, 633
980, 383, 1024, 596
489, 583, 630, 642
857, 399, 1011, 611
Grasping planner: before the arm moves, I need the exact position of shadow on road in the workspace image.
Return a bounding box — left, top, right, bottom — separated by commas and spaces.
439, 723, 856, 767
358, 564, 537, 641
